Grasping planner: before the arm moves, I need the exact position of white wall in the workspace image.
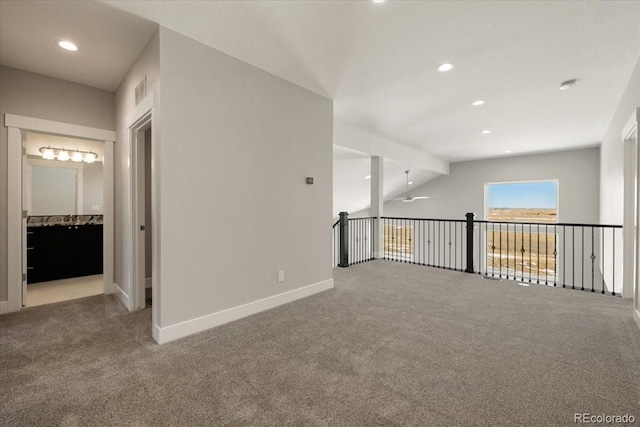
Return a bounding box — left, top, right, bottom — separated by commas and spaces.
113, 29, 160, 305
599, 56, 640, 299
156, 28, 333, 337
384, 148, 600, 223
0, 65, 114, 302
600, 57, 640, 227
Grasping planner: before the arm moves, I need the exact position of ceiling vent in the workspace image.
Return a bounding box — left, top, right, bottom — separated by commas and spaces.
134, 75, 147, 106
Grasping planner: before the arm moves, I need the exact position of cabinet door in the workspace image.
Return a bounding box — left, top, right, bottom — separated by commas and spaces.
26, 227, 41, 284
39, 226, 74, 281
72, 225, 103, 277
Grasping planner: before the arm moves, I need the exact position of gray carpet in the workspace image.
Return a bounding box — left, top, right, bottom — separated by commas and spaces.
1, 260, 639, 426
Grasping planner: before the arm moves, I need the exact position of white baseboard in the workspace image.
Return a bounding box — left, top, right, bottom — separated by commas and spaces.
0, 301, 8, 315
113, 282, 130, 309
145, 278, 152, 289
634, 308, 640, 331
156, 278, 334, 344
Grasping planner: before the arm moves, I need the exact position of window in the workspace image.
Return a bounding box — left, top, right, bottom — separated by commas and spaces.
485, 181, 558, 280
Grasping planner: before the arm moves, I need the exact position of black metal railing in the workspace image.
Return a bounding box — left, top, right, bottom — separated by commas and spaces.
333, 211, 623, 296
475, 220, 622, 295
332, 219, 340, 268
332, 212, 375, 267
381, 217, 467, 271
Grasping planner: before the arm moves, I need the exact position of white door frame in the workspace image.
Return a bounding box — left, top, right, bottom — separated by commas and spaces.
125, 92, 160, 342
625, 107, 640, 330
5, 114, 115, 313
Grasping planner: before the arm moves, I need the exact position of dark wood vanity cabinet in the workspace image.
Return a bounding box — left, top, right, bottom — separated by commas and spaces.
27, 225, 103, 284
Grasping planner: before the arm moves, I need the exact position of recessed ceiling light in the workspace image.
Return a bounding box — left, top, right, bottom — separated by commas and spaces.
559, 79, 577, 90
482, 130, 491, 134
436, 63, 454, 72
372, 0, 385, 3
472, 100, 486, 107
408, 181, 413, 185
57, 40, 78, 51
504, 150, 512, 154
365, 175, 371, 180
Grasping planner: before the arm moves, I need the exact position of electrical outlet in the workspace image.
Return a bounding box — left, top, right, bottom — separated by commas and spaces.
277, 270, 285, 282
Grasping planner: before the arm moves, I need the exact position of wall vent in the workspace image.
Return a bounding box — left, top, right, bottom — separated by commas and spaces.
134, 75, 147, 106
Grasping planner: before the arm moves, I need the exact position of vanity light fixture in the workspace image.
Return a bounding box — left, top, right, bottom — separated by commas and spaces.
57, 150, 70, 161
39, 146, 98, 163
72, 151, 83, 162
42, 147, 55, 160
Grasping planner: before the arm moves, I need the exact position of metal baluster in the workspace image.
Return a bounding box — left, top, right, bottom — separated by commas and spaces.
553, 227, 557, 287
601, 227, 605, 294
477, 222, 481, 275
582, 227, 585, 291
545, 224, 548, 286
612, 229, 616, 296
529, 224, 532, 284
454, 221, 457, 270
492, 223, 496, 276
562, 226, 565, 288
520, 224, 525, 282
572, 226, 576, 290
591, 227, 595, 292
505, 223, 509, 279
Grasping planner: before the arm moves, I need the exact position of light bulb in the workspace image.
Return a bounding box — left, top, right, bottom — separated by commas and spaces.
42, 148, 55, 160
58, 40, 78, 51
72, 151, 83, 162
84, 153, 96, 163
58, 150, 70, 161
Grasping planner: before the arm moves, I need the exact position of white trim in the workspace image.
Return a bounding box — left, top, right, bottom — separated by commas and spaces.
0, 301, 8, 315
4, 114, 116, 313
113, 283, 130, 308
622, 109, 639, 142
125, 92, 160, 345
103, 141, 115, 294
623, 133, 637, 299
126, 94, 156, 129
5, 114, 115, 141
156, 279, 334, 344
7, 127, 22, 313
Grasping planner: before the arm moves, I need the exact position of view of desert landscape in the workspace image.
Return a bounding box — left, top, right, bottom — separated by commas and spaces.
486, 208, 558, 281
383, 224, 414, 256
382, 210, 560, 281
488, 208, 557, 223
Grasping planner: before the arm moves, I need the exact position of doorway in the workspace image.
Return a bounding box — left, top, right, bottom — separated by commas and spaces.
5, 114, 115, 314
24, 132, 106, 307
131, 125, 153, 310
127, 100, 156, 314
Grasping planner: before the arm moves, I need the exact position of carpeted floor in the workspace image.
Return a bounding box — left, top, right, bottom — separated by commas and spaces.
1, 260, 639, 426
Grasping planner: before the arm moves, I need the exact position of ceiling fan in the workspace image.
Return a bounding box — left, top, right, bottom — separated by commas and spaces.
392, 170, 431, 203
